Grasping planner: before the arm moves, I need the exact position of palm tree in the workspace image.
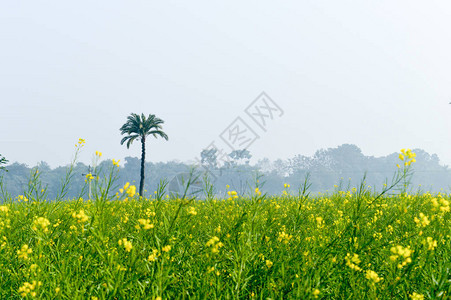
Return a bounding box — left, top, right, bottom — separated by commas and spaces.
120, 113, 168, 197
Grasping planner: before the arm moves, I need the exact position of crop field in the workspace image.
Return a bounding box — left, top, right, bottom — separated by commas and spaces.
0, 150, 450, 299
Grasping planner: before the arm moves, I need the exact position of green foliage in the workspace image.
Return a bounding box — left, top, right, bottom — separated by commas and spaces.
0, 154, 8, 171
119, 113, 168, 149
0, 148, 449, 298
0, 185, 449, 298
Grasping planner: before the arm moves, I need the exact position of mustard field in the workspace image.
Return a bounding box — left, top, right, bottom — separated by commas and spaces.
0, 186, 449, 299
0, 148, 449, 299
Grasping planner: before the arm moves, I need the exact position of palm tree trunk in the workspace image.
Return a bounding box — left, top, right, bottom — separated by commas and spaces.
139, 137, 146, 197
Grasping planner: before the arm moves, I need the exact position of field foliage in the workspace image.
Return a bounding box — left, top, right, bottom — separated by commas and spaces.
0, 146, 449, 299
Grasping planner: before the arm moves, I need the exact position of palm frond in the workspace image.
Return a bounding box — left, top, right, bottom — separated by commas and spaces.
127, 136, 139, 148
148, 130, 169, 140
120, 113, 169, 144
120, 134, 139, 149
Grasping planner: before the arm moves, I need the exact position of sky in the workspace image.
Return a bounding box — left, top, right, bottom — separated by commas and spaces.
1, 1, 450, 169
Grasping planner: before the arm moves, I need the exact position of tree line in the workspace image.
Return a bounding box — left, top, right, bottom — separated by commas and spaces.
1, 113, 450, 200
1, 143, 450, 201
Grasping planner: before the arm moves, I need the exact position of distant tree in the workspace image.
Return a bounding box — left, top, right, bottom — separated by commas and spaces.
0, 154, 8, 171
228, 149, 252, 166
36, 161, 51, 173
120, 113, 168, 197
288, 154, 311, 174
200, 149, 218, 169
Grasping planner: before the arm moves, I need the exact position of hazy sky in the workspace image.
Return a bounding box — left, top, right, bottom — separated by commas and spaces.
1, 1, 450, 168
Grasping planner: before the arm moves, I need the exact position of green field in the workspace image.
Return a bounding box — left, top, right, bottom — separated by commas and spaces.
0, 149, 450, 299
0, 188, 450, 299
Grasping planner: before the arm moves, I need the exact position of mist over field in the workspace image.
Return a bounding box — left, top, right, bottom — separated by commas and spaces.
2, 144, 450, 200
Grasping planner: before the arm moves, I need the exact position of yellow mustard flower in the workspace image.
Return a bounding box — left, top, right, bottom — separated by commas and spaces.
265, 260, 273, 268
118, 238, 132, 252
410, 292, 424, 300
72, 210, 89, 223
188, 206, 197, 216
32, 217, 51, 233
112, 159, 120, 167
137, 219, 154, 230
365, 270, 382, 283
17, 244, 32, 260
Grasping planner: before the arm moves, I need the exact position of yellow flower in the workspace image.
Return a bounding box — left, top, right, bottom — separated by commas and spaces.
211, 242, 224, 254
391, 245, 412, 258
162, 245, 171, 252
18, 280, 41, 298
126, 185, 136, 197
17, 244, 32, 260
365, 270, 382, 283
118, 238, 132, 252
226, 190, 238, 200
137, 219, 154, 230
406, 149, 416, 159
227, 191, 237, 196
265, 260, 273, 268
148, 249, 159, 262
119, 182, 136, 197
277, 231, 293, 244
95, 151, 102, 157
255, 187, 261, 196
410, 292, 424, 300
425, 237, 437, 251
399, 149, 416, 166
72, 210, 89, 223
17, 195, 28, 202
345, 253, 362, 271
85, 173, 94, 182
32, 217, 51, 233
390, 245, 413, 268
313, 289, 320, 298
316, 216, 324, 227
188, 206, 197, 215
205, 236, 223, 254
206, 236, 220, 247
112, 159, 120, 167
414, 213, 430, 227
